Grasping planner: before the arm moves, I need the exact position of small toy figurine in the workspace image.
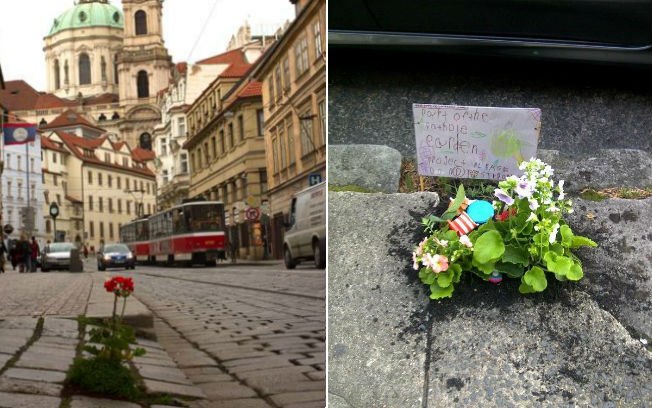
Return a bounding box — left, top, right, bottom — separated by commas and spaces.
447, 199, 495, 236
488, 271, 503, 284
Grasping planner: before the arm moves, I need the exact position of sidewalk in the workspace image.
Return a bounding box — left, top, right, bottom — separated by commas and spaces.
328, 146, 652, 407
0, 271, 207, 407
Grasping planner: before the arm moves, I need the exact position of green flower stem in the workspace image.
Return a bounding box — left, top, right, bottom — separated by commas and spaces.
112, 294, 118, 329
120, 296, 127, 322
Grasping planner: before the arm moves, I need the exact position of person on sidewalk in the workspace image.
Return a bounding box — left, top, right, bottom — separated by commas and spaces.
0, 235, 6, 273
17, 233, 29, 273
30, 236, 40, 272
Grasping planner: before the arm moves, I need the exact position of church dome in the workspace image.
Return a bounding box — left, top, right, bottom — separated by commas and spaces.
48, 0, 123, 36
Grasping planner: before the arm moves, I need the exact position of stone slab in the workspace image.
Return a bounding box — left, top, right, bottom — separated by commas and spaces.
329, 192, 438, 408
538, 149, 652, 192
70, 395, 141, 408
268, 391, 325, 406
41, 317, 79, 338
566, 197, 652, 339
135, 363, 193, 385
0, 391, 60, 408
143, 379, 206, 398
329, 191, 652, 407
4, 368, 66, 383
329, 144, 403, 193
188, 399, 272, 408
198, 381, 258, 400
0, 354, 11, 368
0, 377, 63, 397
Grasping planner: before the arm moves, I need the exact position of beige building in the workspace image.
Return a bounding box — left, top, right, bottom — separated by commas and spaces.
184, 54, 268, 260
41, 125, 156, 251
251, 0, 326, 258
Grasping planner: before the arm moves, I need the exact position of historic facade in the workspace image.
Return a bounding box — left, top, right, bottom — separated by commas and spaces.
251, 0, 326, 258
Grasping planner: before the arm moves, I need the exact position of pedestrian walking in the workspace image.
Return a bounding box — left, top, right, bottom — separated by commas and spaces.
0, 236, 7, 273
83, 244, 89, 259
17, 233, 29, 273
30, 236, 40, 272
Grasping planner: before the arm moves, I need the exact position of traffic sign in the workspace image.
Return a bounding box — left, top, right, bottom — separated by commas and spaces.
3, 224, 13, 234
245, 207, 260, 221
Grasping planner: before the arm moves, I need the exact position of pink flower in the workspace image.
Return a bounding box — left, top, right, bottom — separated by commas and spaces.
423, 253, 449, 273
412, 251, 419, 270
459, 235, 473, 248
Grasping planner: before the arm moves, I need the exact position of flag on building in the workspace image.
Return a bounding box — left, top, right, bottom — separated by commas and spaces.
2, 123, 37, 145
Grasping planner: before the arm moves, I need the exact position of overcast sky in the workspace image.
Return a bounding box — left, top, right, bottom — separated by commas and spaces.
0, 0, 295, 91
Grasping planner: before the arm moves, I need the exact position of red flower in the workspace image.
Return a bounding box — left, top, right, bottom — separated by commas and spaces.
497, 208, 517, 222
104, 276, 135, 297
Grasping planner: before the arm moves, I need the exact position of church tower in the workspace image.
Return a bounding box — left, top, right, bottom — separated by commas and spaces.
117, 0, 172, 149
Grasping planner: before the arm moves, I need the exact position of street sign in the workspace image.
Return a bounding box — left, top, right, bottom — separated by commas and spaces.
3, 224, 13, 234
246, 195, 259, 207
308, 173, 322, 186
245, 207, 260, 221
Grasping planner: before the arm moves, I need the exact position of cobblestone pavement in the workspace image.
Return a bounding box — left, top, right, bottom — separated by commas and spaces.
129, 263, 326, 408
0, 269, 92, 317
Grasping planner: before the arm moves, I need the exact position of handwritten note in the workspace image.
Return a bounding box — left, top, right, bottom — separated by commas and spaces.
413, 104, 541, 180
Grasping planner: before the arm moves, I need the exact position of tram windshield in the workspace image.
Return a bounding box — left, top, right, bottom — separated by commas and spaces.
172, 203, 225, 233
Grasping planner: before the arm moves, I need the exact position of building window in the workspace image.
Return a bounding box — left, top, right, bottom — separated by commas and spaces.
117, 177, 121, 189
274, 66, 282, 101
87, 171, 92, 184
228, 123, 234, 149
89, 221, 94, 237
109, 223, 114, 240
219, 130, 225, 153
30, 158, 35, 173
318, 99, 326, 147
54, 59, 60, 89
267, 80, 275, 108
313, 20, 323, 59
286, 117, 295, 165
17, 156, 21, 171
272, 133, 279, 174
98, 173, 103, 186
259, 168, 268, 194
44, 191, 50, 203
238, 115, 244, 141
53, 175, 58, 186
127, 201, 131, 215
160, 137, 168, 156
100, 222, 104, 238
300, 109, 315, 156
294, 36, 309, 77
282, 57, 290, 91
203, 142, 210, 163
180, 153, 188, 174
56, 194, 61, 205
162, 169, 169, 183
104, 152, 110, 163
5, 153, 10, 169
114, 54, 119, 84
52, 152, 57, 163
137, 70, 149, 98
211, 137, 217, 158
279, 125, 286, 169
118, 199, 122, 213
64, 60, 69, 85
88, 195, 93, 211
256, 109, 264, 136
177, 117, 185, 137
101, 56, 107, 81
17, 181, 22, 199
109, 198, 113, 213
46, 220, 52, 234
108, 175, 112, 188
99, 197, 103, 212
79, 53, 91, 85
135, 10, 147, 35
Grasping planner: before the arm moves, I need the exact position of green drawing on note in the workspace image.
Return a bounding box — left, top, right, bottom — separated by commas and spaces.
490, 129, 525, 163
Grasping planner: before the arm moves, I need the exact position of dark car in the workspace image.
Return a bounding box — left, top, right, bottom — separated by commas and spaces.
97, 243, 135, 271
41, 242, 79, 272
329, 0, 652, 65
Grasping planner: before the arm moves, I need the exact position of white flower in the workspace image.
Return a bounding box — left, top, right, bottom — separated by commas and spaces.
459, 235, 473, 248
515, 179, 535, 199
534, 225, 540, 231
641, 338, 648, 345
518, 161, 528, 171
528, 199, 539, 211
434, 238, 448, 247
526, 212, 538, 223
547, 205, 560, 213
558, 192, 565, 200
549, 223, 560, 244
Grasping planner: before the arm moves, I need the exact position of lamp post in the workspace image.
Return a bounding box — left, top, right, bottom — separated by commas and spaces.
49, 202, 59, 242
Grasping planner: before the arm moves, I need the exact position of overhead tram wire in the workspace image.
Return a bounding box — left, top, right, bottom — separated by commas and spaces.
186, 0, 220, 63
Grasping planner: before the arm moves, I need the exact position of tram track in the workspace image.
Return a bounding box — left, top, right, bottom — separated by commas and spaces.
136, 269, 325, 301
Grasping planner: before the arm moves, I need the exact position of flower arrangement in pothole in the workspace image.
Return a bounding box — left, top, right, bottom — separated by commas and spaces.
413, 158, 597, 299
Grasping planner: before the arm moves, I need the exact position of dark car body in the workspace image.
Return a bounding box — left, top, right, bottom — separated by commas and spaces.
97, 243, 135, 271
329, 0, 652, 65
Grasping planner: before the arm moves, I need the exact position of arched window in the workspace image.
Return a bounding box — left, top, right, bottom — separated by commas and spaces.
54, 59, 60, 89
101, 56, 107, 82
140, 133, 152, 150
64, 60, 69, 85
135, 10, 147, 35
114, 54, 119, 84
137, 70, 149, 98
79, 53, 91, 85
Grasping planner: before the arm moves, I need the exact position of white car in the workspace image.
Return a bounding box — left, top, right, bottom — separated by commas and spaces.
40, 242, 79, 272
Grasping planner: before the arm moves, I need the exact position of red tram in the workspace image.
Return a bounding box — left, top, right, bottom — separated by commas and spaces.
120, 201, 227, 266
119, 218, 150, 263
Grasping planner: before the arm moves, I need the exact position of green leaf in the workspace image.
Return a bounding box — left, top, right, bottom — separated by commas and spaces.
533, 232, 549, 248
473, 230, 505, 265
560, 225, 574, 248
567, 262, 584, 281
550, 243, 565, 255
437, 271, 454, 287
502, 244, 529, 266
519, 281, 537, 294
444, 230, 459, 241
523, 266, 547, 292
449, 264, 463, 284
543, 252, 572, 277
419, 268, 436, 285
571, 236, 598, 248
430, 282, 454, 299
494, 261, 525, 278
472, 258, 496, 274
442, 184, 466, 219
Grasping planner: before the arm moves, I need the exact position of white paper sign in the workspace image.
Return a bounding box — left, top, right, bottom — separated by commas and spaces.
413, 104, 541, 180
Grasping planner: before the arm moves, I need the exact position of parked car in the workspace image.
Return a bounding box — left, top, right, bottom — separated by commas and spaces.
329, 0, 652, 65
283, 181, 326, 269
97, 243, 135, 271
40, 242, 78, 272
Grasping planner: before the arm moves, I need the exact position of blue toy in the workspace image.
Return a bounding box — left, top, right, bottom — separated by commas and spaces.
466, 200, 495, 224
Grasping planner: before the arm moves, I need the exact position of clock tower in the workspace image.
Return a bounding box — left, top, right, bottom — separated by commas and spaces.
117, 0, 172, 149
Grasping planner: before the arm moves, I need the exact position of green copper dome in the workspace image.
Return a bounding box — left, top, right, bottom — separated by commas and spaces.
48, 0, 123, 36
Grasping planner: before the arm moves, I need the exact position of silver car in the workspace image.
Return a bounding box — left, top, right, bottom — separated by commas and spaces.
40, 242, 78, 272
